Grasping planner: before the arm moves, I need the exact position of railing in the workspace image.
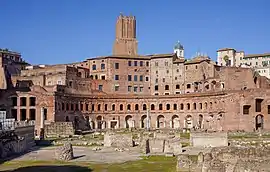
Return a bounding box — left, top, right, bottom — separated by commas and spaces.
0, 119, 15, 131
15, 120, 35, 128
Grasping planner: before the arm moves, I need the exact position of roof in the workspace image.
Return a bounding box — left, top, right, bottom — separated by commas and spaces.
217, 48, 236, 52
244, 53, 270, 58
184, 56, 211, 65
86, 53, 175, 60
174, 41, 184, 50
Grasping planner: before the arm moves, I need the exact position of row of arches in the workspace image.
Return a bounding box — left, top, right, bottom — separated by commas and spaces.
57, 101, 222, 112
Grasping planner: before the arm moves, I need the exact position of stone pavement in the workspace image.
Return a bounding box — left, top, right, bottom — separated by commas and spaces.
11, 146, 143, 164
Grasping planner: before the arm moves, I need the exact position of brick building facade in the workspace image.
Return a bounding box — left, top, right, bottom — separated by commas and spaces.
1, 14, 270, 134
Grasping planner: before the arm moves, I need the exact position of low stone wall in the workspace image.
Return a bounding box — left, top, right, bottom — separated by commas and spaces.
0, 125, 35, 159
176, 146, 270, 171
104, 132, 134, 148
45, 122, 74, 138
190, 132, 228, 147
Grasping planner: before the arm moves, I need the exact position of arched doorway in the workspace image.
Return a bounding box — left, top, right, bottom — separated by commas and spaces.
198, 114, 203, 129
141, 115, 147, 128
185, 115, 193, 129
255, 114, 264, 130
97, 116, 103, 129
172, 115, 180, 129
157, 115, 165, 128
125, 115, 133, 128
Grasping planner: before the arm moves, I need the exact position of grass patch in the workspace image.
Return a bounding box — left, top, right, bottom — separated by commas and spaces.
180, 133, 190, 139
0, 156, 177, 172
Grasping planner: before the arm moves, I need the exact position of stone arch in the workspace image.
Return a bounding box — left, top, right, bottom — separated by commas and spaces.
255, 114, 264, 130
96, 115, 103, 129
141, 115, 147, 128
157, 115, 165, 128
185, 115, 193, 129
198, 114, 203, 129
125, 115, 134, 128
172, 115, 180, 129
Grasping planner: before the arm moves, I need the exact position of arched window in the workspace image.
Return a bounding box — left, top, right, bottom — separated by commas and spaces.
143, 104, 147, 110
187, 103, 190, 110
199, 103, 202, 109
205, 102, 208, 109
135, 104, 139, 110
92, 64, 96, 70
166, 104, 170, 110
165, 85, 169, 90
104, 104, 108, 111
120, 104, 123, 111
159, 104, 163, 110
193, 103, 196, 110
112, 104, 115, 111
180, 103, 184, 110
151, 104, 155, 110
98, 104, 101, 111
127, 104, 131, 110
173, 104, 177, 110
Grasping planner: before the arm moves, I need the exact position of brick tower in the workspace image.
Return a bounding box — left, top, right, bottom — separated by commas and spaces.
113, 13, 138, 56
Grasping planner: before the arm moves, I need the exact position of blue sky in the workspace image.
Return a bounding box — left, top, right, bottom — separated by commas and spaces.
1, 0, 269, 65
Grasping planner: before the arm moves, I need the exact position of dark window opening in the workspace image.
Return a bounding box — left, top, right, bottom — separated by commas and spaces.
155, 85, 158, 91
80, 103, 84, 111
174, 104, 177, 110
143, 104, 147, 110
92, 64, 96, 70
180, 103, 184, 110
66, 103, 70, 111
92, 104, 95, 111
30, 109, 36, 120
159, 104, 163, 110
112, 104, 115, 111
11, 109, 17, 121
20, 109, 26, 120
176, 85, 180, 89
120, 104, 123, 111
255, 99, 263, 112
86, 104, 89, 111
44, 108, 47, 120
98, 104, 101, 111
75, 104, 79, 111
127, 104, 131, 110
165, 85, 169, 90
20, 97, 27, 106
151, 104, 155, 110
105, 104, 108, 111
115, 63, 119, 69
187, 103, 190, 110
243, 105, 251, 115
166, 104, 170, 110
187, 84, 191, 89
101, 75, 106, 80
11, 97, 17, 106
268, 105, 270, 114
101, 64, 105, 70
62, 103, 65, 110
135, 104, 139, 110
193, 103, 196, 110
71, 104, 74, 111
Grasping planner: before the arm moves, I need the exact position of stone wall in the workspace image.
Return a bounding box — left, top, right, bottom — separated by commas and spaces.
190, 132, 228, 147
0, 125, 35, 159
45, 122, 74, 138
103, 132, 134, 148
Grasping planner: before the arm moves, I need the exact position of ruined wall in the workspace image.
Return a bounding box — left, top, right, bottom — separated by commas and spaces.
0, 125, 35, 159
104, 132, 134, 148
44, 122, 74, 137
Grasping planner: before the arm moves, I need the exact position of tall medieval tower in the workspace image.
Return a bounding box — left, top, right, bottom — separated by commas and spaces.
113, 13, 138, 56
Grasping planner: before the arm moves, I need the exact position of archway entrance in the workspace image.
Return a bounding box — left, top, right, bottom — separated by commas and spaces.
97, 116, 103, 129
185, 115, 193, 129
198, 114, 203, 129
141, 115, 147, 128
172, 115, 180, 129
255, 114, 264, 130
125, 115, 133, 128
157, 115, 165, 128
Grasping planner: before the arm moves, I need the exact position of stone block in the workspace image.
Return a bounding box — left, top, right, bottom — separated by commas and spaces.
190, 132, 228, 148
55, 143, 74, 161
104, 132, 134, 148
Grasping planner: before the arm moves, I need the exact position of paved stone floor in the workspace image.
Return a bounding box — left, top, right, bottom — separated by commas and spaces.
11, 146, 143, 163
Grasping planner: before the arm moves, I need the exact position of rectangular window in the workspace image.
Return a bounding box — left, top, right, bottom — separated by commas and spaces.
92, 65, 96, 70
98, 85, 103, 91
140, 75, 143, 81
86, 104, 89, 111
128, 86, 132, 92
146, 62, 149, 66
155, 85, 158, 91
128, 75, 132, 81
140, 61, 143, 66
115, 75, 119, 80
140, 86, 143, 92
155, 78, 158, 83
11, 97, 17, 106
134, 75, 138, 81
115, 63, 119, 69
114, 85, 119, 91
29, 97, 36, 106
101, 75, 106, 80
243, 105, 251, 115
255, 99, 263, 112
134, 61, 138, 66
134, 86, 138, 92
187, 84, 191, 89
101, 64, 105, 70
268, 105, 270, 114
128, 61, 132, 66
163, 78, 165, 82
